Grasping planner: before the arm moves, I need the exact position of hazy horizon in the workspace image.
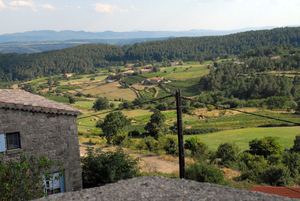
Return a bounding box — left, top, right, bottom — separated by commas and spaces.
1, 0, 300, 35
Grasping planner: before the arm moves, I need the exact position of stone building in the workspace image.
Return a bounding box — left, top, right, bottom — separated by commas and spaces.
0, 89, 82, 195
139, 68, 153, 74
143, 77, 163, 85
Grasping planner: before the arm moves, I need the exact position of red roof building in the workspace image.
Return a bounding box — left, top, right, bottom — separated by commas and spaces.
248, 186, 300, 199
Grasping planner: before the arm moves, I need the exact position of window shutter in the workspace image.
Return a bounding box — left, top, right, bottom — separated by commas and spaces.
60, 174, 65, 193
0, 134, 6, 152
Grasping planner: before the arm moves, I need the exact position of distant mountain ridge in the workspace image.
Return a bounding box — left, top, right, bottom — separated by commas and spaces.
0, 26, 280, 43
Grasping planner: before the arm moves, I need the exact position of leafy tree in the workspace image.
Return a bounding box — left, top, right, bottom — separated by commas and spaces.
249, 136, 282, 158
156, 102, 168, 111
0, 153, 62, 200
144, 109, 166, 138
216, 142, 240, 165
282, 152, 300, 178
22, 83, 37, 93
47, 76, 52, 86
75, 92, 83, 97
81, 147, 140, 188
110, 102, 115, 108
68, 96, 75, 104
291, 134, 300, 153
92, 97, 109, 111
99, 111, 131, 143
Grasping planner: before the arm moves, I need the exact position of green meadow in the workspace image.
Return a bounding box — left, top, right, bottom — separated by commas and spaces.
185, 126, 300, 151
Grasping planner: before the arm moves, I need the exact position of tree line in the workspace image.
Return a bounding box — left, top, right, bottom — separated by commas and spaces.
0, 27, 300, 84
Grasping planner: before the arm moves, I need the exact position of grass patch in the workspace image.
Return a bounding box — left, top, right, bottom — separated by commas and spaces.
133, 111, 178, 122
185, 126, 300, 151
44, 96, 69, 103
79, 82, 137, 101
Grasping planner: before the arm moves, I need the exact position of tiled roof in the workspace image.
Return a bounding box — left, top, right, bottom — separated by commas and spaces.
0, 89, 82, 116
248, 186, 300, 199
149, 77, 163, 80
123, 70, 135, 73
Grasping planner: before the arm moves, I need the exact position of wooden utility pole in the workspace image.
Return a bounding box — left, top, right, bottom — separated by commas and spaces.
176, 89, 185, 179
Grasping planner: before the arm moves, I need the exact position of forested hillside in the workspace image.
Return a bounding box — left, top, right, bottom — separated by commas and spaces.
0, 27, 300, 83
198, 45, 300, 109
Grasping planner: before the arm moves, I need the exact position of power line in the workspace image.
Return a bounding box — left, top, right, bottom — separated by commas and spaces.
181, 96, 300, 126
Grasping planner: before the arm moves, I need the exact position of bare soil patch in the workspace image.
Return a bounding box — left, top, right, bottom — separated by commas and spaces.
79, 144, 179, 173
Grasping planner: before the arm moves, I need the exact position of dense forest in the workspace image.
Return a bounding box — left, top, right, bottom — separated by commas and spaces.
197, 45, 300, 109
0, 27, 300, 83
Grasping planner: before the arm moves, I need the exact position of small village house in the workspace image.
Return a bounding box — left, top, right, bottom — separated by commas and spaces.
126, 63, 135, 68
143, 77, 164, 85
169, 62, 179, 66
0, 89, 82, 195
107, 73, 116, 80
64, 73, 73, 78
139, 68, 153, 74
122, 70, 135, 76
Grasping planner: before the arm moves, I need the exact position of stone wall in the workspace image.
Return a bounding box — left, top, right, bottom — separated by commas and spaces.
0, 108, 82, 192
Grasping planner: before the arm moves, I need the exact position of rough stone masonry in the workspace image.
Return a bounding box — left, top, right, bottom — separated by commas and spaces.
0, 89, 82, 192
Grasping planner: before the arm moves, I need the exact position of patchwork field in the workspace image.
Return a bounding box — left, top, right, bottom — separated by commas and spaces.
78, 81, 137, 101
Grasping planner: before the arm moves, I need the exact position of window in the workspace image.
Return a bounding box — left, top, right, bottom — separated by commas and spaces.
45, 172, 64, 195
6, 132, 21, 150
0, 132, 21, 152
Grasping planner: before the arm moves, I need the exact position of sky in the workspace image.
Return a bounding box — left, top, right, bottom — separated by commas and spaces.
0, 0, 300, 35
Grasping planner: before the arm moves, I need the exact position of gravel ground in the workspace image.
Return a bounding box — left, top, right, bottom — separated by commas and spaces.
35, 176, 300, 201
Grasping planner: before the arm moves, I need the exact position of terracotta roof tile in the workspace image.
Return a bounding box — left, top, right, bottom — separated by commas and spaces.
248, 186, 300, 199
0, 89, 82, 116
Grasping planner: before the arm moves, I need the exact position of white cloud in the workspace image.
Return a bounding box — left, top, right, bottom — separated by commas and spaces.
9, 1, 34, 7
0, 0, 6, 10
92, 3, 128, 13
131, 5, 141, 11
38, 4, 55, 10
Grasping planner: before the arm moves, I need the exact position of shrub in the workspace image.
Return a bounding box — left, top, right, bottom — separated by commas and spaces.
216, 142, 239, 165
121, 136, 133, 148
185, 163, 224, 185
135, 140, 147, 152
237, 152, 268, 171
291, 134, 300, 153
206, 104, 215, 111
282, 152, 300, 178
81, 147, 140, 188
240, 169, 264, 184
267, 154, 282, 166
183, 128, 221, 135
128, 130, 140, 137
185, 137, 208, 160
249, 136, 282, 158
261, 166, 292, 186
144, 136, 156, 152
112, 133, 127, 145
161, 134, 178, 156
0, 153, 62, 200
